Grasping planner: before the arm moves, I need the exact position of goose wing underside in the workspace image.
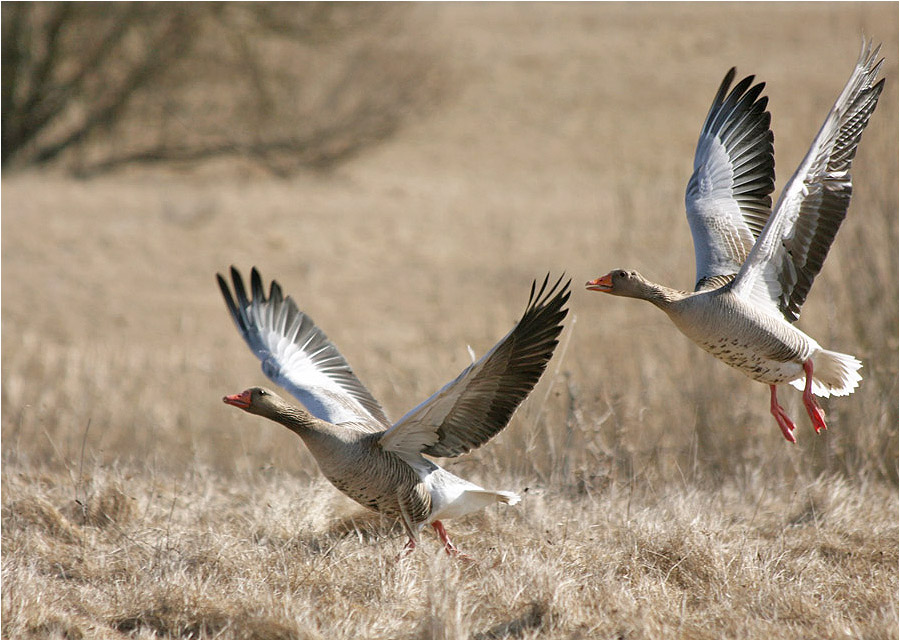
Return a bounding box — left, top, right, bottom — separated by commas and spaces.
218, 266, 391, 431
685, 67, 775, 291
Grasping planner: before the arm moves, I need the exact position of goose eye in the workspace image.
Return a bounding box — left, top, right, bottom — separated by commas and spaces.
258, 389, 267, 396
618, 270, 627, 278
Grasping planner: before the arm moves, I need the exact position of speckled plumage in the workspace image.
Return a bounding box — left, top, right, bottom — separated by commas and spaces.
666, 287, 813, 385
245, 400, 435, 528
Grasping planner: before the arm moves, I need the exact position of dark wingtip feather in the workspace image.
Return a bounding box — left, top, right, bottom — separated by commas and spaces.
421, 273, 572, 459
215, 272, 228, 295
520, 273, 571, 328
269, 280, 284, 306
716, 68, 738, 102
230, 266, 250, 309
216, 272, 240, 326
250, 267, 267, 303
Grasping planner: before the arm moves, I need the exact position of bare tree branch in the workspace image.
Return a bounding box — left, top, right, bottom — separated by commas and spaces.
32, 8, 198, 165
2, 2, 439, 174
2, 3, 32, 164
17, 3, 72, 120
20, 4, 142, 146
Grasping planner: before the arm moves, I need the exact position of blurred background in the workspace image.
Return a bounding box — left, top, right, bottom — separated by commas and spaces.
2, 2, 897, 491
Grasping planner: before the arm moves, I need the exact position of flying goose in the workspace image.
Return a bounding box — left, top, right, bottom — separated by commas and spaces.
219, 267, 570, 556
586, 42, 884, 442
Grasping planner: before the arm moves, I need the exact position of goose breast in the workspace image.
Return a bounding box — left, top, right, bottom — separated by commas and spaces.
666, 291, 815, 384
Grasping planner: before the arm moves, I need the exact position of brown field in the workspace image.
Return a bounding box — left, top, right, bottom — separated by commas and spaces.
2, 3, 898, 639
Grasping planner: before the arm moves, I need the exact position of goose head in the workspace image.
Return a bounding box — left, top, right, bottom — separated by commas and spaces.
223, 386, 288, 418
585, 269, 653, 299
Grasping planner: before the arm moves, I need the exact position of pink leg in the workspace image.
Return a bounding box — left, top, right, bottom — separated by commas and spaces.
431, 521, 472, 560
770, 385, 797, 443
802, 359, 827, 433
396, 537, 416, 560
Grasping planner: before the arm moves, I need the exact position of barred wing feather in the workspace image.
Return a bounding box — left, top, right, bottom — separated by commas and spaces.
732, 41, 885, 321
379, 274, 570, 459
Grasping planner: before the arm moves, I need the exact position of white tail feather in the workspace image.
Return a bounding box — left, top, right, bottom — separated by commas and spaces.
465, 489, 521, 506
495, 490, 521, 506
429, 488, 521, 522
790, 348, 862, 397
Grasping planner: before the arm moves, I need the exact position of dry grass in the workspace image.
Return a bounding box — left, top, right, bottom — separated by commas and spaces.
3, 467, 897, 639
2, 3, 898, 639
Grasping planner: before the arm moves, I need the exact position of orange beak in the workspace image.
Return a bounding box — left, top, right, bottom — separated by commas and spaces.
223, 390, 252, 410
585, 273, 614, 293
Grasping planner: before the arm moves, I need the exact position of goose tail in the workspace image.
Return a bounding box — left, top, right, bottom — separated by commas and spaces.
790, 349, 862, 398
494, 490, 521, 506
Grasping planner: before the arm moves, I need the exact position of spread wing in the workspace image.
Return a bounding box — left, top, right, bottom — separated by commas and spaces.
732, 41, 885, 321
685, 67, 775, 291
217, 266, 391, 430
379, 274, 570, 459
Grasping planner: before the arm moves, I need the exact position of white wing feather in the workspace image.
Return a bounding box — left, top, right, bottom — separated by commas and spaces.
685, 68, 775, 290
218, 267, 391, 430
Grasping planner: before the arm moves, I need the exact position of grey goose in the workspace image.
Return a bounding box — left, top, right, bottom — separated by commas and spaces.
587, 42, 884, 442
219, 267, 569, 556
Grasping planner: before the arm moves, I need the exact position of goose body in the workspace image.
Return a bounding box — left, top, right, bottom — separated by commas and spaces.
587, 43, 883, 442
661, 287, 811, 379
220, 267, 569, 556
